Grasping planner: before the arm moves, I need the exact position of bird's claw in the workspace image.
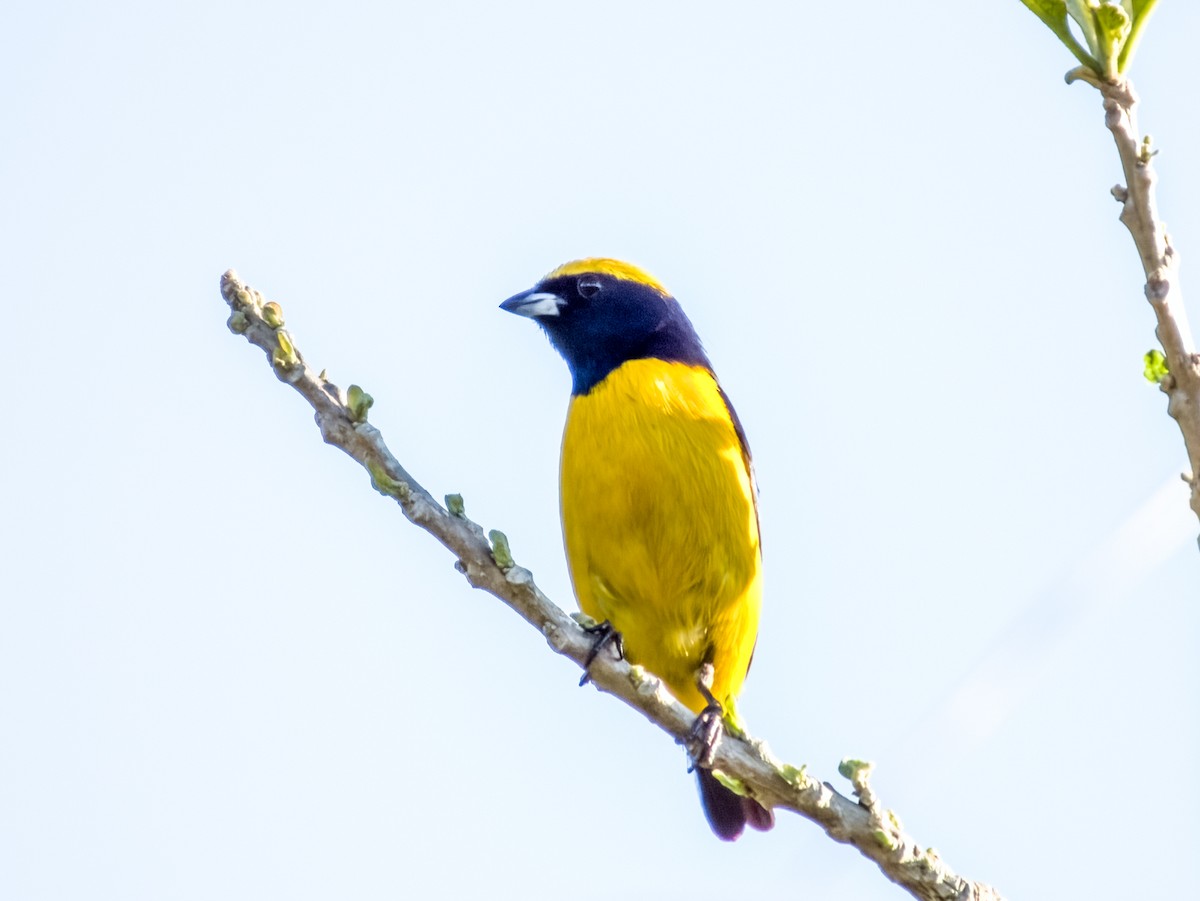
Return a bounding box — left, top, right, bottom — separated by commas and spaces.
688, 702, 725, 769
578, 619, 624, 686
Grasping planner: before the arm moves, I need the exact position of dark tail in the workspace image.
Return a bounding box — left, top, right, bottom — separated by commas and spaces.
696, 767, 775, 841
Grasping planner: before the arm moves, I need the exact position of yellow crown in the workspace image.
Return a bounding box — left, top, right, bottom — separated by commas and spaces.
545, 258, 669, 297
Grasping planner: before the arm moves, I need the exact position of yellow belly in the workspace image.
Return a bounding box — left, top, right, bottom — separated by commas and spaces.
560, 358, 762, 713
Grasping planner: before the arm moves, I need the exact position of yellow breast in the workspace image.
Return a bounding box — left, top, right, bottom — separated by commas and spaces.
560, 358, 761, 712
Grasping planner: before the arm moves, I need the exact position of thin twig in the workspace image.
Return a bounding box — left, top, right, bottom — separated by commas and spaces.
1096, 77, 1200, 526
220, 269, 1007, 901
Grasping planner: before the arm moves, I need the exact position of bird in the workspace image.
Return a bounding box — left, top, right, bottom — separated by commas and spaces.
500, 258, 773, 840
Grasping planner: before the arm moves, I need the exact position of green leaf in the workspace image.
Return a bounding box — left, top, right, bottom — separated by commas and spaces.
1065, 0, 1100, 55
1093, 2, 1131, 78
1022, 0, 1157, 78
1143, 349, 1169, 384
1021, 0, 1069, 25
1017, 0, 1103, 73
1119, 0, 1158, 72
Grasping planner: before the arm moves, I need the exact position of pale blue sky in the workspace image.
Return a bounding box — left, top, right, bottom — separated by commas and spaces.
2, 3, 1197, 899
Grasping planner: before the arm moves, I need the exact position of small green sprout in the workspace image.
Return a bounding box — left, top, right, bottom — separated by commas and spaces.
271, 330, 299, 371
346, 384, 373, 423
261, 301, 285, 328
838, 758, 873, 781
366, 460, 410, 499
489, 529, 514, 569
779, 763, 808, 787
1143, 348, 1169, 384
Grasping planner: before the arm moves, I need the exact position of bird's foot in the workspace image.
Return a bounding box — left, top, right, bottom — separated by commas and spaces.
578, 619, 624, 687
688, 662, 724, 768
689, 702, 725, 769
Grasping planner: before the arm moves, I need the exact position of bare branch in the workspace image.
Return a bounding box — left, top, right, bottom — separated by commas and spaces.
220, 270, 1008, 901
1094, 78, 1200, 526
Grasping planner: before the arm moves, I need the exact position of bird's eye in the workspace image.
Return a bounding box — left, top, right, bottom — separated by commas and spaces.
577, 276, 602, 299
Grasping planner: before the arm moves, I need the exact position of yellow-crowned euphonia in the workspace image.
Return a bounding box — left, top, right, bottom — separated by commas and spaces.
501, 258, 773, 840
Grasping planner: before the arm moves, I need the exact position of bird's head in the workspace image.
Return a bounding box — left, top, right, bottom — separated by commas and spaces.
501, 258, 711, 395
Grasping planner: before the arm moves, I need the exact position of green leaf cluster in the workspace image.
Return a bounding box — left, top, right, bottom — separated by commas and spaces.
1018, 0, 1157, 80
1143, 349, 1170, 384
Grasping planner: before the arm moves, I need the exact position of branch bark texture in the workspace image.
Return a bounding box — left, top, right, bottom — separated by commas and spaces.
1097, 77, 1200, 526
220, 270, 1007, 901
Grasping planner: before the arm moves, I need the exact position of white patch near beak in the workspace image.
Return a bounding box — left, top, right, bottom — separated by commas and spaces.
500, 291, 563, 318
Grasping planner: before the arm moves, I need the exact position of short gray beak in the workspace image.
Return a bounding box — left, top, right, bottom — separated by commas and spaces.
500, 290, 563, 318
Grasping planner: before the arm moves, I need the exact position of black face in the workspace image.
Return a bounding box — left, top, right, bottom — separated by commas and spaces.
531, 272, 711, 395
